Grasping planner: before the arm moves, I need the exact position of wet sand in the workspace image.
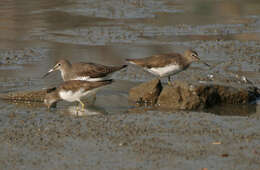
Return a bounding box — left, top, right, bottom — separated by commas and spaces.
0, 0, 260, 169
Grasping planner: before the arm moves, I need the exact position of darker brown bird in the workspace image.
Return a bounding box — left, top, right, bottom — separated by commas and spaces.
44, 79, 113, 109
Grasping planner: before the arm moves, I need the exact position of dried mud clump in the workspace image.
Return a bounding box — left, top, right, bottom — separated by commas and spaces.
0, 87, 56, 103
128, 79, 162, 105
129, 80, 259, 110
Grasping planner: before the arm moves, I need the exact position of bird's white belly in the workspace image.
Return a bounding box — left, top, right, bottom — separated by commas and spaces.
146, 64, 181, 77
59, 89, 89, 102
73, 76, 109, 82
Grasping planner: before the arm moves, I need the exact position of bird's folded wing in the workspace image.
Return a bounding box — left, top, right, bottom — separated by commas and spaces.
74, 63, 124, 78
59, 80, 112, 92
127, 53, 180, 68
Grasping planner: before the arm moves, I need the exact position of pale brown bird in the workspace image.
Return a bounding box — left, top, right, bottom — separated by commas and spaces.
43, 59, 127, 81
126, 49, 210, 84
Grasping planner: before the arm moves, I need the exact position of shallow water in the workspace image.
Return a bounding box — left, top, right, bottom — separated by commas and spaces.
0, 0, 260, 169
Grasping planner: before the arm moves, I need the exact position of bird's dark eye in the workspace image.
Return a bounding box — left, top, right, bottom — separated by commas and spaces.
58, 63, 61, 66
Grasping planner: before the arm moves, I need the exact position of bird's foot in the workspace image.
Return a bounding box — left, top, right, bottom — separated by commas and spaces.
167, 81, 174, 86
79, 100, 85, 112
76, 106, 80, 117
167, 76, 173, 86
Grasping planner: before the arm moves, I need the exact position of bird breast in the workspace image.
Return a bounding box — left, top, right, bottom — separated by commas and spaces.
72, 76, 108, 81
59, 89, 87, 102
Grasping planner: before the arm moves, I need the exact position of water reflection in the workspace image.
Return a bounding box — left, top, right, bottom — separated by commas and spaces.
61, 105, 107, 116
1, 0, 260, 46
1, 96, 107, 117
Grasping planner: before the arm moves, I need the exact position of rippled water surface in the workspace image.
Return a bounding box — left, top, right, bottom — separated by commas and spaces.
0, 0, 260, 169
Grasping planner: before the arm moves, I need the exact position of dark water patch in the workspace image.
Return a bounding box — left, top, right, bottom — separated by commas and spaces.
0, 77, 48, 93
205, 103, 257, 116
128, 104, 258, 117
0, 48, 48, 64
142, 32, 260, 43
48, 0, 183, 19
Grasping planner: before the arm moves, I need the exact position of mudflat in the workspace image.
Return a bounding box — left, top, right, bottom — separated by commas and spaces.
0, 0, 259, 169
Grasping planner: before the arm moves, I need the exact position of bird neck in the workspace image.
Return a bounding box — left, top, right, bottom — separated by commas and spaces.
45, 89, 60, 108
181, 56, 192, 68
60, 62, 72, 79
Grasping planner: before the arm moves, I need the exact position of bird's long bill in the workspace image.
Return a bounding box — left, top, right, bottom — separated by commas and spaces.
201, 61, 211, 67
195, 56, 210, 67
194, 55, 200, 61
42, 68, 55, 78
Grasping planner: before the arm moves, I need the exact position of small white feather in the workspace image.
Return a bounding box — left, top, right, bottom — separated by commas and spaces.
73, 76, 111, 82
61, 71, 65, 80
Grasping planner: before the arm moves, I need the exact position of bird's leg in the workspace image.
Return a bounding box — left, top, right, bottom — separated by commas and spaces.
89, 90, 97, 104
79, 100, 85, 111
93, 92, 97, 104
167, 76, 171, 85
76, 102, 80, 116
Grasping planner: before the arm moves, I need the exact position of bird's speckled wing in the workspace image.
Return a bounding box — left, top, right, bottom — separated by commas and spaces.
126, 53, 182, 68
72, 62, 126, 78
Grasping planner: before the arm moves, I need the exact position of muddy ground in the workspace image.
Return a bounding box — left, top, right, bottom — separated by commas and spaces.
0, 0, 260, 169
